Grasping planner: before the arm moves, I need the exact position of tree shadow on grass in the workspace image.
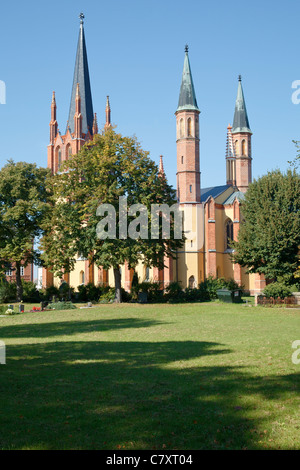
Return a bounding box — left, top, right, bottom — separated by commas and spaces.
0, 317, 166, 339
0, 339, 299, 450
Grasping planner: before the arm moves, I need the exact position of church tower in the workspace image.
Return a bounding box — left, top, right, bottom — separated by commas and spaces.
231, 76, 252, 193
47, 13, 95, 174
176, 46, 201, 204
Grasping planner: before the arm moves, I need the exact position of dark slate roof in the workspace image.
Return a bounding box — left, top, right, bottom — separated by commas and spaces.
176, 47, 200, 113
200, 185, 231, 202
67, 21, 94, 135
223, 191, 245, 205
232, 77, 251, 134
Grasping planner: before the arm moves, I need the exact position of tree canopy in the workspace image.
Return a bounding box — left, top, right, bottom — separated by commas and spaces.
0, 160, 52, 300
41, 129, 184, 301
232, 169, 300, 285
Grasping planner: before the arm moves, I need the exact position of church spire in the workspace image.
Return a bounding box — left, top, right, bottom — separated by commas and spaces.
158, 155, 166, 179
232, 76, 252, 134
104, 96, 111, 130
176, 45, 199, 113
67, 13, 94, 135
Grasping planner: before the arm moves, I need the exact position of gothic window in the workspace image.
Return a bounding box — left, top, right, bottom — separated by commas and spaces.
195, 117, 199, 138
145, 266, 150, 282
242, 139, 246, 156
188, 275, 195, 289
180, 118, 184, 138
225, 219, 234, 250
80, 270, 85, 285
66, 144, 71, 160
190, 185, 192, 193
235, 140, 239, 155
56, 147, 61, 171
187, 118, 192, 137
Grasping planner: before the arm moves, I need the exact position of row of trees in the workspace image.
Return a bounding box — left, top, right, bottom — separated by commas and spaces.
0, 128, 299, 302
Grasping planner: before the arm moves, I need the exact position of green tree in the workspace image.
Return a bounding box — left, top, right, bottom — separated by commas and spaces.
232, 169, 300, 285
41, 129, 184, 302
0, 160, 52, 300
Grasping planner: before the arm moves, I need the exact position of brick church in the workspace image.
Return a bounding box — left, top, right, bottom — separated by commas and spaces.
42, 15, 266, 294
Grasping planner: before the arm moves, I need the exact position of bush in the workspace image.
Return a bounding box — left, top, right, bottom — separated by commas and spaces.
164, 281, 185, 303
0, 281, 17, 303
199, 276, 242, 300
138, 281, 164, 303
48, 301, 77, 311
76, 283, 103, 302
41, 285, 60, 301
263, 282, 292, 299
184, 287, 210, 302
22, 280, 40, 302
99, 287, 115, 303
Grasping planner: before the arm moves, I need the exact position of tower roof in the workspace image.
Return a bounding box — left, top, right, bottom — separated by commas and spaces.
67, 14, 94, 135
232, 76, 251, 134
176, 45, 200, 113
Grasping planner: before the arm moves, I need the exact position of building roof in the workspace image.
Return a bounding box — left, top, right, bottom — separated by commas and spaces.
67, 16, 94, 135
223, 191, 245, 205
232, 76, 251, 134
176, 46, 200, 113
200, 185, 231, 202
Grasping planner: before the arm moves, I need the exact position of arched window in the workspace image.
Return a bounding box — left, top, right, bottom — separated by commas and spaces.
66, 144, 71, 160
235, 140, 239, 155
187, 118, 192, 137
195, 117, 199, 138
189, 185, 192, 193
180, 118, 184, 138
188, 275, 195, 289
80, 270, 85, 285
145, 266, 150, 282
242, 139, 246, 156
225, 219, 234, 250
56, 147, 61, 171
181, 156, 184, 165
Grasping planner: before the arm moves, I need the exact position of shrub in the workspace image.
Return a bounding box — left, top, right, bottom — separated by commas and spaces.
48, 301, 77, 311
164, 281, 185, 303
199, 276, 242, 300
76, 283, 103, 302
0, 281, 17, 303
22, 280, 40, 302
41, 285, 60, 301
138, 281, 164, 303
263, 282, 292, 299
184, 287, 210, 302
99, 287, 115, 303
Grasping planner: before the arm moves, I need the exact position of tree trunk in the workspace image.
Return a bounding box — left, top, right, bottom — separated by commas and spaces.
113, 267, 122, 303
15, 262, 23, 302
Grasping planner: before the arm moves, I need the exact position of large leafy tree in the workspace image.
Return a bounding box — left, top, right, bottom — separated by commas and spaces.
232, 169, 300, 284
41, 129, 184, 302
0, 160, 52, 300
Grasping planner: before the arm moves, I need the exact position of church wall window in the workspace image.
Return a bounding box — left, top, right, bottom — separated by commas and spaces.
242, 139, 246, 156
180, 118, 184, 138
187, 117, 192, 137
225, 219, 234, 250
188, 275, 195, 289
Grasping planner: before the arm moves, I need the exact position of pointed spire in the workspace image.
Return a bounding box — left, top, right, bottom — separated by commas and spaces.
158, 155, 166, 179
67, 14, 94, 135
232, 76, 252, 134
104, 96, 111, 130
92, 113, 98, 135
50, 91, 58, 143
176, 45, 199, 113
226, 124, 236, 159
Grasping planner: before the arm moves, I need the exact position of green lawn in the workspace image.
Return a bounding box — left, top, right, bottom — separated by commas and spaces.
0, 302, 299, 450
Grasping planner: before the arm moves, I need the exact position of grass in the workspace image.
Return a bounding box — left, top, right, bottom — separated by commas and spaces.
0, 302, 299, 450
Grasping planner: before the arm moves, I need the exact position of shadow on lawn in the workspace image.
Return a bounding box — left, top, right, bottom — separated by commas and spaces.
0, 338, 299, 450
0, 317, 165, 339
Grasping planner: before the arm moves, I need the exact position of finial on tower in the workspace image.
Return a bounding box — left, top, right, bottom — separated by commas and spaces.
79, 12, 84, 24
238, 74, 242, 82
185, 44, 189, 53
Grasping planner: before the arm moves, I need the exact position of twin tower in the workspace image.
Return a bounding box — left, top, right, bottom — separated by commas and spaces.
48, 17, 252, 200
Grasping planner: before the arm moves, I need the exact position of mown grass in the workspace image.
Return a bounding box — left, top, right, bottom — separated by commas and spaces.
0, 302, 299, 450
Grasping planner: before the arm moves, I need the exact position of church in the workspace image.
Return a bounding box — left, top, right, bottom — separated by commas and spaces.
42, 15, 266, 295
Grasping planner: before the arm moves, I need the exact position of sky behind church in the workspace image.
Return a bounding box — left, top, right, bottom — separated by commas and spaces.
1, 0, 300, 189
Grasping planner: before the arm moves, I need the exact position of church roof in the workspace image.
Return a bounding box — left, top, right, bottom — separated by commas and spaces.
232, 76, 251, 134
67, 15, 94, 135
200, 185, 231, 202
176, 46, 200, 113
223, 191, 245, 205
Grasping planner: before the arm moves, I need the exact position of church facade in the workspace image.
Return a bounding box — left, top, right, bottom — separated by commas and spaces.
42, 16, 266, 295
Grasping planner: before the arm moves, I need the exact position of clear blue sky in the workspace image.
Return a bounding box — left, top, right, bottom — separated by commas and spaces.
0, 0, 299, 190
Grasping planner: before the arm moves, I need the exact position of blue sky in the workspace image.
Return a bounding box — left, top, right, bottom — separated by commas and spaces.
0, 0, 299, 190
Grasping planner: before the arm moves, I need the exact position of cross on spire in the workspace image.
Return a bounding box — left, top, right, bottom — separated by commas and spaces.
79, 12, 84, 24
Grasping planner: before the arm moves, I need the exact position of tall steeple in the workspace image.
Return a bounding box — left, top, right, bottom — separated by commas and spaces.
232, 76, 251, 134
104, 96, 111, 130
177, 45, 200, 113
176, 45, 201, 204
67, 13, 94, 135
231, 76, 252, 193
